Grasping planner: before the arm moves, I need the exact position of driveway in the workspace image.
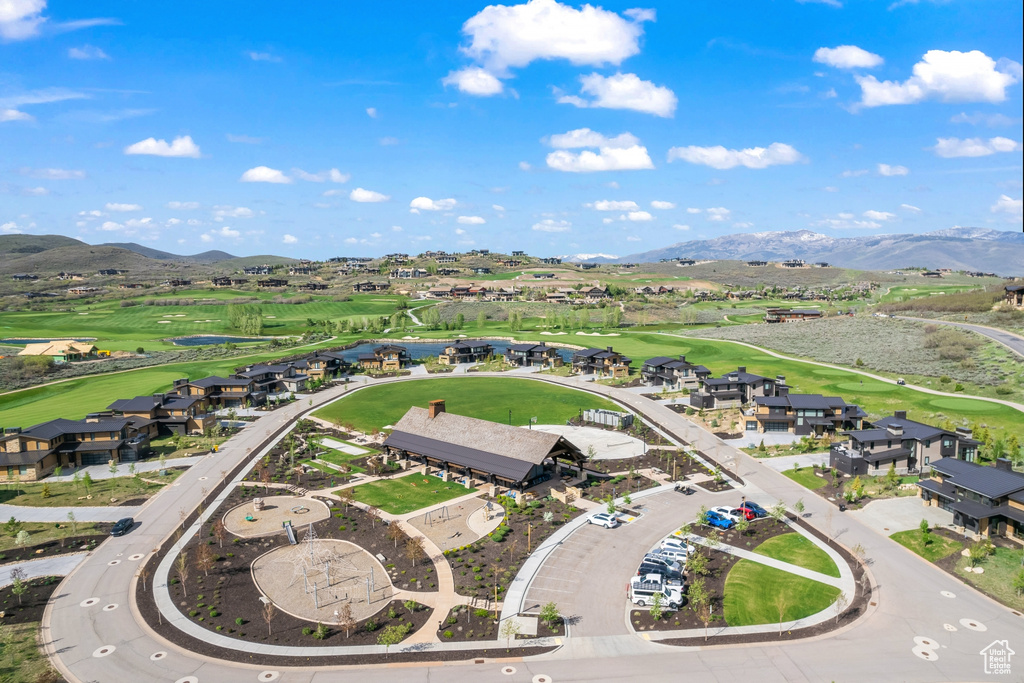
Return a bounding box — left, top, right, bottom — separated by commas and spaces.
846, 496, 958, 535
761, 452, 830, 472
892, 316, 1024, 358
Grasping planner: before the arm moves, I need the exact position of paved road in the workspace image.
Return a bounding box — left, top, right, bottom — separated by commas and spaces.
0, 503, 142, 523
893, 315, 1024, 357
0, 553, 86, 587
43, 373, 1024, 683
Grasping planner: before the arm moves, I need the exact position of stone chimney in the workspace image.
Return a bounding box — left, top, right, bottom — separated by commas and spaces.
894, 410, 907, 420
956, 426, 973, 439
678, 355, 686, 362
995, 458, 1013, 471
606, 346, 614, 353
428, 399, 446, 419
887, 423, 904, 438
776, 375, 786, 383
738, 366, 747, 373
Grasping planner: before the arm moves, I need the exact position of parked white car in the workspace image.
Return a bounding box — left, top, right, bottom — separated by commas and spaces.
710, 506, 745, 524
587, 512, 619, 528
659, 537, 697, 555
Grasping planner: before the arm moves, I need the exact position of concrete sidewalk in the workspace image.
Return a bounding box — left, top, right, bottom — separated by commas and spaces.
0, 553, 87, 587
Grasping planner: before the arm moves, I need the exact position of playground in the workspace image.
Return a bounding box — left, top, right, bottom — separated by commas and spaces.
222, 495, 331, 538
251, 534, 394, 624
406, 497, 505, 551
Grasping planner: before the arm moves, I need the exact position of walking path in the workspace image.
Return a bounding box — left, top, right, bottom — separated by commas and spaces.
0, 503, 142, 523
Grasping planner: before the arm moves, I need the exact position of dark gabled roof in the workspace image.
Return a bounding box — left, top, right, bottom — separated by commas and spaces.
508, 343, 540, 352
190, 376, 252, 388
573, 348, 605, 358
862, 447, 912, 463
1006, 285, 1024, 292
108, 396, 160, 412
22, 417, 130, 440
872, 415, 947, 441
787, 394, 835, 410
357, 353, 378, 361
384, 431, 536, 482
755, 396, 790, 407
373, 345, 407, 354
702, 371, 767, 386
930, 458, 1024, 498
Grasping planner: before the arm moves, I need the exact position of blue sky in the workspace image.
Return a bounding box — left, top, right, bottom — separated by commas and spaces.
1, 0, 1021, 258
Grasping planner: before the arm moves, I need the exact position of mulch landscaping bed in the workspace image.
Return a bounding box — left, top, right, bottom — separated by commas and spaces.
688, 515, 793, 546
445, 497, 584, 601
632, 549, 739, 633
0, 533, 105, 565
437, 604, 567, 642
577, 473, 659, 501
693, 479, 734, 493
138, 484, 442, 651
584, 449, 681, 475
646, 449, 739, 489
0, 575, 62, 625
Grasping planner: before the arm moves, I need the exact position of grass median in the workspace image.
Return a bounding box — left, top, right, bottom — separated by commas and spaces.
752, 532, 840, 578
723, 560, 841, 626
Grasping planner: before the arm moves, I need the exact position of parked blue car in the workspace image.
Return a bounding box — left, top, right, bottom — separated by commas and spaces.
705, 510, 735, 530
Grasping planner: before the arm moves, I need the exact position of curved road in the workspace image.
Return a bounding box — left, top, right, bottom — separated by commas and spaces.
892, 315, 1024, 358
42, 373, 1024, 683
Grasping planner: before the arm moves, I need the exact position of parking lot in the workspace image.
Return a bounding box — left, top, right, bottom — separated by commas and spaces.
522, 487, 726, 636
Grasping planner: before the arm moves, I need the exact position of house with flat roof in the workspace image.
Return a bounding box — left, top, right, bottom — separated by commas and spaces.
1006, 284, 1024, 308
641, 355, 710, 391
439, 341, 493, 365
751, 394, 866, 437
18, 340, 97, 363
175, 376, 263, 408
107, 392, 214, 437
571, 346, 631, 378
918, 457, 1024, 542
764, 308, 823, 323
690, 367, 788, 409
829, 410, 979, 476
352, 281, 389, 292
382, 400, 585, 490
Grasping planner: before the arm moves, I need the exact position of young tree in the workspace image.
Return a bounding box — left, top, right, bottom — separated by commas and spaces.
650, 590, 664, 622
605, 495, 616, 515
686, 551, 709, 577
734, 516, 750, 537
138, 565, 151, 593
769, 501, 787, 526
212, 519, 227, 548
477, 310, 487, 329
53, 465, 63, 480
176, 550, 190, 597
82, 471, 94, 495
262, 599, 276, 636
775, 591, 789, 635
66, 511, 78, 534
884, 463, 899, 491
367, 507, 381, 529
108, 461, 118, 477
919, 518, 932, 545
4, 516, 22, 538
377, 623, 406, 658
696, 505, 709, 527
404, 536, 425, 567
834, 591, 849, 625
539, 601, 561, 630
72, 470, 81, 490
499, 618, 522, 651
705, 529, 721, 552
195, 542, 216, 577
793, 499, 806, 518
336, 487, 354, 512
386, 521, 405, 549
1013, 568, 1024, 597
688, 577, 713, 641
10, 568, 27, 605
337, 603, 356, 637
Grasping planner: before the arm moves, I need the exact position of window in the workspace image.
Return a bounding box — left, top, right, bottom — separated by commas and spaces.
924, 456, 930, 466
887, 440, 892, 449
925, 439, 931, 448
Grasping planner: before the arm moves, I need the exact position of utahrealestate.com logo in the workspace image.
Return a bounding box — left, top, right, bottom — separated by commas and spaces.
980, 640, 1014, 676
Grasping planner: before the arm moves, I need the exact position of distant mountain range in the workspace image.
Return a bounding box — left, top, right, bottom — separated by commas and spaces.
100, 242, 237, 263
614, 228, 1024, 275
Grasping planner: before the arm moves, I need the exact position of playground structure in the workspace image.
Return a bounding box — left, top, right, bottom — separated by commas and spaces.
252, 534, 393, 624
223, 495, 330, 538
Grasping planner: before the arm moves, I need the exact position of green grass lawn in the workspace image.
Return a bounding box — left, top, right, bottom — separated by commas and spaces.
0, 521, 106, 553
0, 469, 182, 507
346, 475, 476, 515
309, 445, 369, 473
889, 529, 964, 562
315, 376, 619, 431
752, 532, 840, 577
781, 468, 827, 491
723, 560, 841, 626
877, 284, 983, 304
955, 546, 1024, 611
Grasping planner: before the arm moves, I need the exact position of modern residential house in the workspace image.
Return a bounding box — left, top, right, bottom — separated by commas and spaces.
107, 392, 215, 436
472, 267, 492, 275
541, 257, 562, 265
357, 345, 410, 371
438, 341, 494, 365
918, 457, 1024, 542
1, 416, 150, 477
764, 308, 823, 323
236, 363, 309, 394
577, 285, 608, 300
437, 255, 458, 264
174, 376, 263, 408
351, 281, 389, 292
571, 347, 632, 378
257, 278, 288, 288
299, 283, 329, 291
212, 276, 233, 286
18, 340, 98, 363
750, 394, 866, 436
243, 265, 274, 276
504, 343, 564, 368
511, 251, 526, 257
690, 367, 788, 409
163, 279, 192, 287
829, 411, 980, 475
746, 260, 768, 266
781, 259, 806, 268
532, 272, 555, 279
389, 268, 429, 279
641, 355, 710, 390
382, 400, 586, 490
1006, 284, 1024, 308
294, 351, 350, 381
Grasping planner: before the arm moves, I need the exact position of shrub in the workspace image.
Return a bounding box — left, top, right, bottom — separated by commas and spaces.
474, 608, 490, 618
302, 627, 314, 636
236, 617, 245, 626
209, 610, 219, 617
189, 610, 198, 617
365, 619, 379, 632
447, 615, 458, 625
443, 630, 454, 639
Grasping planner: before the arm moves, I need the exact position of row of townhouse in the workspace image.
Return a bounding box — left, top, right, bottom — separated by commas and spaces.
425, 285, 520, 301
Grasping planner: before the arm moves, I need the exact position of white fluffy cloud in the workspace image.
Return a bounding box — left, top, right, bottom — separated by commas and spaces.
650, 200, 675, 210
863, 210, 895, 221
366, 107, 378, 118
124, 135, 201, 158
532, 218, 571, 232
877, 163, 909, 176
900, 203, 922, 213
213, 206, 255, 220
705, 207, 731, 222
546, 145, 654, 173
588, 199, 638, 211
811, 216, 883, 230
246, 51, 281, 62
546, 128, 639, 149
282, 234, 298, 244
350, 188, 390, 203
932, 136, 1022, 158
68, 44, 109, 60
0, 0, 46, 40
442, 67, 504, 96
622, 210, 653, 222
292, 167, 350, 183
856, 50, 1021, 107
166, 201, 199, 210
409, 196, 457, 211
458, 0, 649, 73
1, 108, 33, 122
667, 143, 803, 170
105, 203, 141, 212
557, 72, 677, 117
240, 166, 292, 184
950, 111, 1018, 127
518, 161, 531, 171
813, 45, 883, 69
457, 215, 486, 224
991, 194, 1023, 220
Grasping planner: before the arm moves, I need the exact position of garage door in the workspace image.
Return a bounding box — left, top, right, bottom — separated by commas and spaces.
763, 421, 789, 433
80, 452, 111, 467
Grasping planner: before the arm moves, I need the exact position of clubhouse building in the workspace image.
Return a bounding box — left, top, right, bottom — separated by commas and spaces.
382, 400, 586, 490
